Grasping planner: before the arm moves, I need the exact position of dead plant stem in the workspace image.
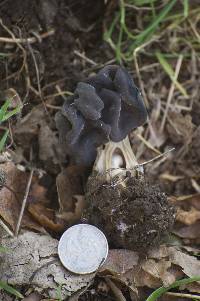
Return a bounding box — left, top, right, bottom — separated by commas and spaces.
15, 169, 34, 236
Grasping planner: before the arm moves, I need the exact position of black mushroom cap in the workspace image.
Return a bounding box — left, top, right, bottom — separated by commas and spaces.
55, 65, 147, 165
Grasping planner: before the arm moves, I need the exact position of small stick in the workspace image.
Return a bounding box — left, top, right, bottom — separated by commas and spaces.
160, 55, 183, 132
0, 219, 14, 237
103, 147, 175, 175
136, 147, 175, 167
166, 292, 200, 300
0, 29, 55, 44
15, 169, 34, 236
74, 50, 97, 66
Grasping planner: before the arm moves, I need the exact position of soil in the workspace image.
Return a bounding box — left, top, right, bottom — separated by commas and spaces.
85, 172, 175, 252
0, 0, 108, 100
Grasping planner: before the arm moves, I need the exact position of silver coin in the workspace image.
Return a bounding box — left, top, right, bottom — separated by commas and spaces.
58, 224, 108, 274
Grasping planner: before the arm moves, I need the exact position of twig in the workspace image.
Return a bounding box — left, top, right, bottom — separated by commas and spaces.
133, 51, 149, 108
136, 147, 175, 167
15, 169, 34, 236
136, 133, 161, 155
166, 291, 200, 300
105, 278, 127, 301
0, 218, 14, 237
160, 55, 183, 132
0, 18, 27, 79
27, 43, 42, 98
0, 29, 55, 44
74, 50, 97, 66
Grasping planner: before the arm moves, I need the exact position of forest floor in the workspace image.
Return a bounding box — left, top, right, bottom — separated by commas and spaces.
0, 1, 200, 301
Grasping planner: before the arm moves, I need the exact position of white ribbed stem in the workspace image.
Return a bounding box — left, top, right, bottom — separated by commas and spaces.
93, 136, 142, 180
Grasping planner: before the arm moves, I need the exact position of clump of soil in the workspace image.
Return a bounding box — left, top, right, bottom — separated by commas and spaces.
85, 172, 175, 252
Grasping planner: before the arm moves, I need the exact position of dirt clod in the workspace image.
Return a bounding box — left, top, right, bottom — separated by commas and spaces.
85, 172, 176, 252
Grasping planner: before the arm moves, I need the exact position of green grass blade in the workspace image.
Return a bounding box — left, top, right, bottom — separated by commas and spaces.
131, 0, 177, 49
130, 0, 158, 5
146, 276, 200, 301
0, 281, 24, 299
0, 129, 9, 152
183, 0, 189, 18
120, 0, 136, 40
104, 13, 119, 41
2, 106, 21, 122
0, 100, 11, 123
156, 51, 188, 97
135, 0, 177, 44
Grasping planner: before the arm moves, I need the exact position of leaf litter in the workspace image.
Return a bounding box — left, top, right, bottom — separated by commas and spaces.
0, 0, 200, 300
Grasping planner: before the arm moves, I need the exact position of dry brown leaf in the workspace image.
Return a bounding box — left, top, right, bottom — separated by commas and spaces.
147, 245, 170, 259
56, 195, 85, 225
28, 166, 87, 232
99, 246, 200, 294
176, 207, 200, 225
99, 249, 139, 275
38, 121, 65, 174
14, 104, 64, 172
14, 105, 46, 147
28, 203, 66, 232
168, 247, 200, 277
0, 161, 44, 233
166, 111, 194, 145
141, 259, 174, 287
56, 166, 87, 213
173, 222, 200, 239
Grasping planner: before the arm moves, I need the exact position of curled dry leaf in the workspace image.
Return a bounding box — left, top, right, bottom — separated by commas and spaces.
14, 105, 46, 147
0, 161, 44, 233
28, 203, 66, 233
0, 231, 95, 299
168, 247, 200, 278
99, 245, 200, 294
14, 104, 65, 173
28, 166, 87, 232
56, 166, 87, 223
176, 207, 200, 225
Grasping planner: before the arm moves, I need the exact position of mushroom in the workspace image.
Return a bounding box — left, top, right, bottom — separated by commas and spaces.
56, 65, 175, 252
55, 65, 147, 165
84, 137, 175, 252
